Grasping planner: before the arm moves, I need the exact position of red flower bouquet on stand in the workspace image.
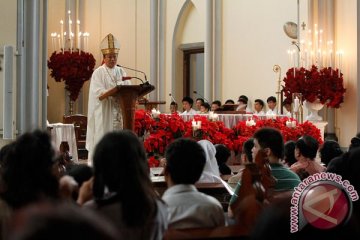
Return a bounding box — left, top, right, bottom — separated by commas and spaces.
282, 65, 346, 108
47, 51, 96, 101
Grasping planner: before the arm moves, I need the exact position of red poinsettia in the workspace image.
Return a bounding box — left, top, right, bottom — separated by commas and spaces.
47, 51, 96, 101
282, 65, 346, 108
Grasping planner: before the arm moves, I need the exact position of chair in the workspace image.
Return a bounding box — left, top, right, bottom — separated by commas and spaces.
63, 114, 88, 160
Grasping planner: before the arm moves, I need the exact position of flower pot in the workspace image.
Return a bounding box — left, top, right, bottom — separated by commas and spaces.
304, 100, 324, 121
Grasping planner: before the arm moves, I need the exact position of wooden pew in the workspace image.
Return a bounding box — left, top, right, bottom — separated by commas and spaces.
163, 225, 249, 240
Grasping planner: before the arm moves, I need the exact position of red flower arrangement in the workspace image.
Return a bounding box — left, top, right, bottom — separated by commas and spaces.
47, 51, 96, 101
232, 116, 323, 152
136, 110, 323, 168
282, 65, 346, 108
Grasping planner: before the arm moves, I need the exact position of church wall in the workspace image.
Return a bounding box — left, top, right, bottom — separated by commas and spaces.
222, 0, 302, 109
334, 0, 358, 147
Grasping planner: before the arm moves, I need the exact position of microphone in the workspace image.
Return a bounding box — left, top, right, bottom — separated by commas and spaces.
169, 93, 177, 103
193, 90, 209, 103
122, 76, 144, 84
118, 64, 147, 82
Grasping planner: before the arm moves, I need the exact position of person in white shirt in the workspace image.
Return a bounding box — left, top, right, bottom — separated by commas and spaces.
282, 99, 292, 117
266, 96, 278, 115
180, 96, 197, 115
86, 33, 131, 163
236, 95, 252, 112
162, 138, 225, 229
195, 98, 205, 112
253, 99, 265, 115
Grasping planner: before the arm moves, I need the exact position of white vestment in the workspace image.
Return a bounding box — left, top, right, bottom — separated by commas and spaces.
86, 64, 131, 163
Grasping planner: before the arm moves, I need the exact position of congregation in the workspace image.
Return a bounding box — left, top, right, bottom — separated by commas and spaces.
0, 125, 359, 239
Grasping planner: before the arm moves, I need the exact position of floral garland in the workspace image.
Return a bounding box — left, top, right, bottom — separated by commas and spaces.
47, 51, 96, 101
135, 110, 323, 167
282, 65, 346, 108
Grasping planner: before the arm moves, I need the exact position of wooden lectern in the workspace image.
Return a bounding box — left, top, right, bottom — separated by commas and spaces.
99, 83, 155, 131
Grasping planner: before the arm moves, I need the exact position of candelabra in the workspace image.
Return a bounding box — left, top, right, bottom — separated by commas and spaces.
50, 10, 90, 53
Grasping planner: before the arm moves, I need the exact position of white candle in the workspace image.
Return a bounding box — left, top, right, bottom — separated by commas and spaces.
76, 20, 80, 50
293, 97, 299, 112
60, 20, 64, 52
292, 50, 296, 77
287, 49, 292, 69
68, 10, 71, 42
57, 34, 61, 52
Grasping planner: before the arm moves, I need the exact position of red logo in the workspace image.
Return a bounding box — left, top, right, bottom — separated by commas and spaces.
300, 182, 351, 229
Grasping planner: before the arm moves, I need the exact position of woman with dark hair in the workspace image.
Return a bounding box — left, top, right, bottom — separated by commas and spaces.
283, 140, 297, 167
81, 130, 167, 239
0, 130, 59, 209
319, 140, 343, 166
290, 135, 325, 180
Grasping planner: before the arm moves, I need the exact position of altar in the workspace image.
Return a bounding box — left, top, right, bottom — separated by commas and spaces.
48, 123, 78, 162
179, 114, 289, 129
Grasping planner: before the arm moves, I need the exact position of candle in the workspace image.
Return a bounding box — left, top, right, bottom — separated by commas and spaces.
57, 34, 61, 52
293, 97, 299, 112
60, 20, 64, 52
68, 10, 71, 41
286, 120, 292, 128
292, 50, 296, 77
291, 121, 297, 128
76, 20, 80, 50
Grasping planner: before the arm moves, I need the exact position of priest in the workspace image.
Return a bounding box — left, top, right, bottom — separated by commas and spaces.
86, 33, 131, 164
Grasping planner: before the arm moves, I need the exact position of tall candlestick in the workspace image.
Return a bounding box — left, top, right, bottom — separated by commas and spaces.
68, 10, 71, 44
60, 20, 64, 52
76, 20, 80, 50
57, 34, 61, 52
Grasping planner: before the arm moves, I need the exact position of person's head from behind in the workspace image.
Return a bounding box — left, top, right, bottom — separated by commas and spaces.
225, 99, 235, 104
195, 98, 205, 111
170, 101, 178, 113
349, 132, 360, 151
252, 128, 284, 162
267, 96, 277, 110
182, 96, 194, 111
284, 140, 297, 166
200, 102, 211, 113
0, 130, 59, 209
241, 138, 254, 164
215, 144, 231, 166
165, 138, 205, 185
211, 100, 221, 111
11, 203, 118, 240
254, 99, 265, 112
93, 130, 156, 226
319, 140, 343, 166
295, 135, 319, 161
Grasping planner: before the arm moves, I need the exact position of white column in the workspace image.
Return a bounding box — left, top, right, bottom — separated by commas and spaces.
150, 0, 159, 101
214, 0, 222, 101
205, 0, 214, 102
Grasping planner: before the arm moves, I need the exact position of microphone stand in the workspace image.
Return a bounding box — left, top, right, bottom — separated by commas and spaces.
118, 64, 147, 81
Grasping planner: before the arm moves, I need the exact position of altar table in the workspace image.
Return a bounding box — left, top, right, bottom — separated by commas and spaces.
48, 123, 78, 163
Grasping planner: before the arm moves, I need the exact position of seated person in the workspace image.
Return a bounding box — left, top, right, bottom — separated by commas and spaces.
236, 95, 252, 112
266, 96, 278, 115
200, 102, 211, 113
211, 100, 222, 111
227, 138, 254, 187
197, 140, 221, 183
253, 99, 265, 115
222, 99, 237, 111
162, 138, 225, 229
180, 96, 197, 115
283, 140, 297, 167
229, 128, 301, 215
170, 101, 180, 114
195, 98, 205, 112
319, 140, 343, 167
282, 99, 292, 116
225, 99, 235, 104
290, 136, 326, 179
215, 144, 232, 175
